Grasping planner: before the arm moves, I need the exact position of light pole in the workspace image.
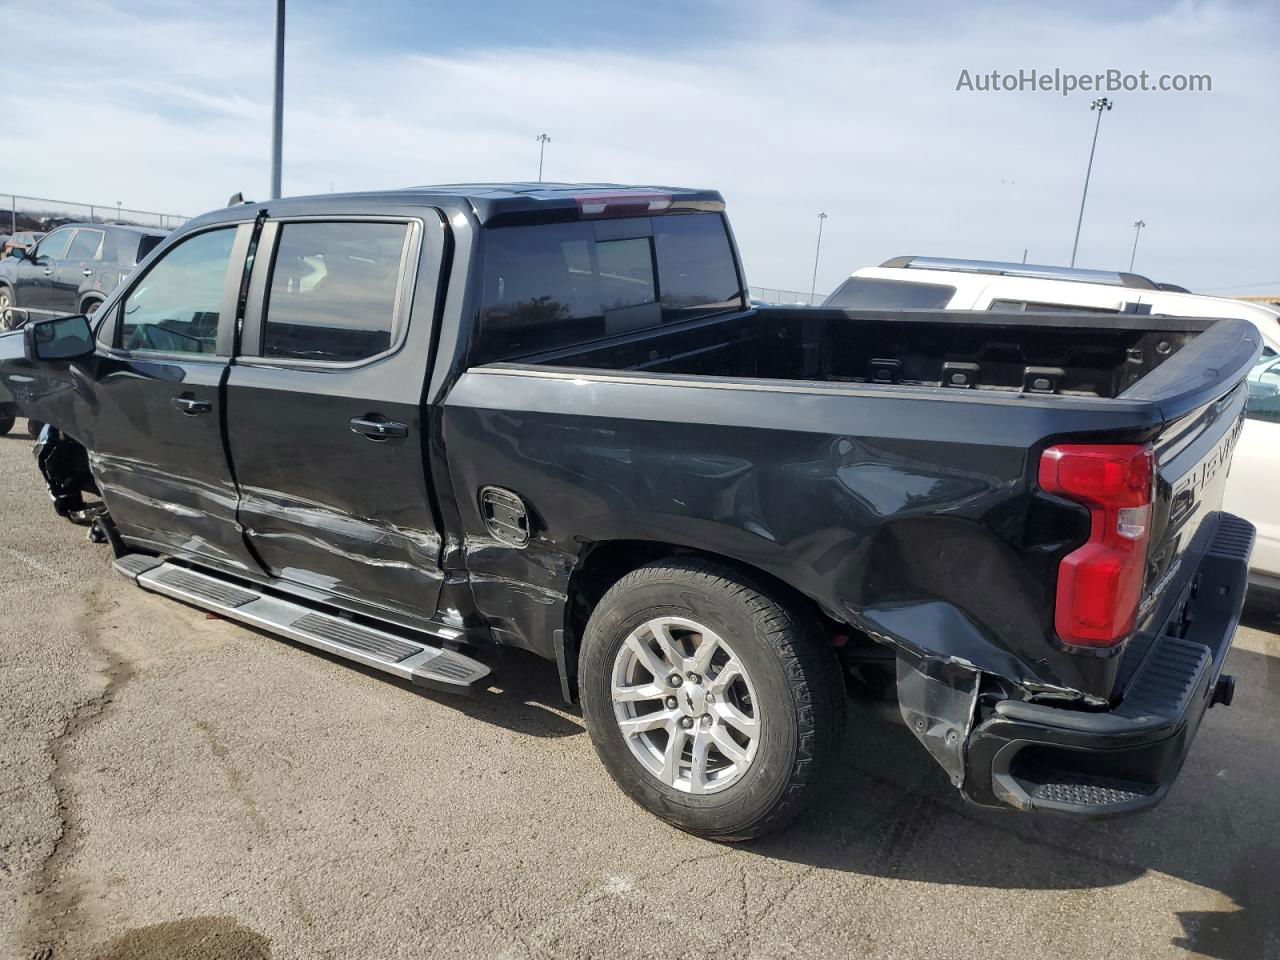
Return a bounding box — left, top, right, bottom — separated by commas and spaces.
1069, 97, 1113, 268
115, 201, 122, 223
810, 212, 828, 302
270, 0, 285, 199
1129, 219, 1146, 272
536, 133, 551, 182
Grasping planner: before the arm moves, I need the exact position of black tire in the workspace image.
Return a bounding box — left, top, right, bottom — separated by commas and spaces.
579, 558, 846, 841
81, 298, 101, 317
26, 419, 44, 440
0, 413, 13, 436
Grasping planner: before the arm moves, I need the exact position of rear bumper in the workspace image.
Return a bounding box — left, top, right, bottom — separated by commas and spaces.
962, 512, 1254, 816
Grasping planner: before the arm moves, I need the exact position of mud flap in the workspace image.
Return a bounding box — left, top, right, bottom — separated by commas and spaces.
897, 654, 980, 788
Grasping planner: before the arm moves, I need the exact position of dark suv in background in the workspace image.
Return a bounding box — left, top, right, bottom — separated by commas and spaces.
0, 223, 167, 328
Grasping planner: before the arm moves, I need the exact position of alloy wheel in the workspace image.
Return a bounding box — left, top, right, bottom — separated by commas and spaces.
610, 616, 760, 794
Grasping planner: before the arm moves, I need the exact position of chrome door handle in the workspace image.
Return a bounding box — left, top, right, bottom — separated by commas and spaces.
42, 268, 52, 276
349, 416, 408, 441
172, 395, 212, 416
82, 269, 93, 277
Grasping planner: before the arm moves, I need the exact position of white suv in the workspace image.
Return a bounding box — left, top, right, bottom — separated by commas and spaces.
824, 257, 1280, 587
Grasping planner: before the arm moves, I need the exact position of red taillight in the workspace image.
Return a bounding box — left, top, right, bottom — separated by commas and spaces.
1039, 443, 1154, 649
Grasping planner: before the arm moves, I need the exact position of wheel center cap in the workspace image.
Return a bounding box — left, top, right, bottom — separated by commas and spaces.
679, 683, 708, 717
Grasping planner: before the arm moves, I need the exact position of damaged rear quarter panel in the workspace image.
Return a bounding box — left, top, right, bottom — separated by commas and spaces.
440, 367, 1154, 695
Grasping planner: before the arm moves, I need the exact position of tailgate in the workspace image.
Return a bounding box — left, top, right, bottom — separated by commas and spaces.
1139, 381, 1248, 628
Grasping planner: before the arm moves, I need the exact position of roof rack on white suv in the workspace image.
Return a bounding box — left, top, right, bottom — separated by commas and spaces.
823, 258, 1280, 354
880, 256, 1157, 291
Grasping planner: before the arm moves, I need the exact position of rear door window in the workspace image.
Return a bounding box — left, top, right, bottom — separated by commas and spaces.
824, 277, 956, 309
66, 228, 104, 261
261, 220, 411, 364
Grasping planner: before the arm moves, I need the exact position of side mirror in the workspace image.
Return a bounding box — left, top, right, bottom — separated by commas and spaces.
23, 314, 95, 362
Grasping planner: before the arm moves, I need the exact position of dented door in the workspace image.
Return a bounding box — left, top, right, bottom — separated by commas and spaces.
224, 214, 446, 626
87, 223, 260, 573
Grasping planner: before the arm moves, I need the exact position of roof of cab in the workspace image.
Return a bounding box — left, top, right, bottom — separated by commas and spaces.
185, 182, 725, 230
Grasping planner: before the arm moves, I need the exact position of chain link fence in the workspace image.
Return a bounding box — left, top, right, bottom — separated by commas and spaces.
2, 193, 190, 235
749, 286, 827, 305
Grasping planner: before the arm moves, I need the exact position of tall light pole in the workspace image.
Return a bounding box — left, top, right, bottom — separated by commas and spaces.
270, 0, 285, 199
536, 134, 551, 182
810, 212, 828, 302
1129, 219, 1146, 272
1069, 96, 1113, 268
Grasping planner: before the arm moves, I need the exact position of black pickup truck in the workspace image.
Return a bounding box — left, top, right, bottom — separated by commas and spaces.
0, 184, 1259, 839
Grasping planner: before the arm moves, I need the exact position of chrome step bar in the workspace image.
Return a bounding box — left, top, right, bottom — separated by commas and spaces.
113, 555, 491, 696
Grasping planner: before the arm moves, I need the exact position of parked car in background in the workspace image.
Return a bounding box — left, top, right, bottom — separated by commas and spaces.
0, 223, 167, 328
824, 256, 1280, 586
1224, 353, 1280, 590
2, 231, 45, 258
824, 257, 1280, 352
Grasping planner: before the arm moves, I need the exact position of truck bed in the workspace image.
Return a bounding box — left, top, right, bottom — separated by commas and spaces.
450, 305, 1258, 706
518, 306, 1218, 399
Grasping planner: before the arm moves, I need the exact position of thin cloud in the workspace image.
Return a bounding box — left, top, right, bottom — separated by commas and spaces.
4, 0, 1276, 292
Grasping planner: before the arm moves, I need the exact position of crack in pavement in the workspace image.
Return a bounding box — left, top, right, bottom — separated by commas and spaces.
18, 583, 137, 959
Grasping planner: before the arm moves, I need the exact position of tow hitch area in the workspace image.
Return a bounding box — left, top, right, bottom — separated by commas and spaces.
909, 513, 1254, 818
1210, 675, 1235, 707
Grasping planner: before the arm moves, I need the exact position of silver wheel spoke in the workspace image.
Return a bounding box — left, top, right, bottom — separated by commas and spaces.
660, 727, 687, 784
711, 725, 750, 767
691, 632, 721, 674
707, 657, 744, 696
611, 680, 666, 704
688, 727, 712, 794
618, 710, 678, 737
645, 619, 687, 670
715, 700, 758, 738
624, 633, 669, 681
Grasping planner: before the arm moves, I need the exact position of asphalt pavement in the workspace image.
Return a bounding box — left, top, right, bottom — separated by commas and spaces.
1, 421, 1277, 960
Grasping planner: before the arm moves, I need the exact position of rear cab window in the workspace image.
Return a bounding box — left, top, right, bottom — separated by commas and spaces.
474, 212, 743, 362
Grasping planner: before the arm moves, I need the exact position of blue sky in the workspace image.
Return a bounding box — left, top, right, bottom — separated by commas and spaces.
4, 0, 1278, 294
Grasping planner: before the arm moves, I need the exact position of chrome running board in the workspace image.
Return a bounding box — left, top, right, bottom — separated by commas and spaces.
113, 554, 491, 696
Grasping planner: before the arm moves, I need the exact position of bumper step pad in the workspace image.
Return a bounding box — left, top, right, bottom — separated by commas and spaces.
112, 554, 491, 696
1017, 765, 1156, 809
